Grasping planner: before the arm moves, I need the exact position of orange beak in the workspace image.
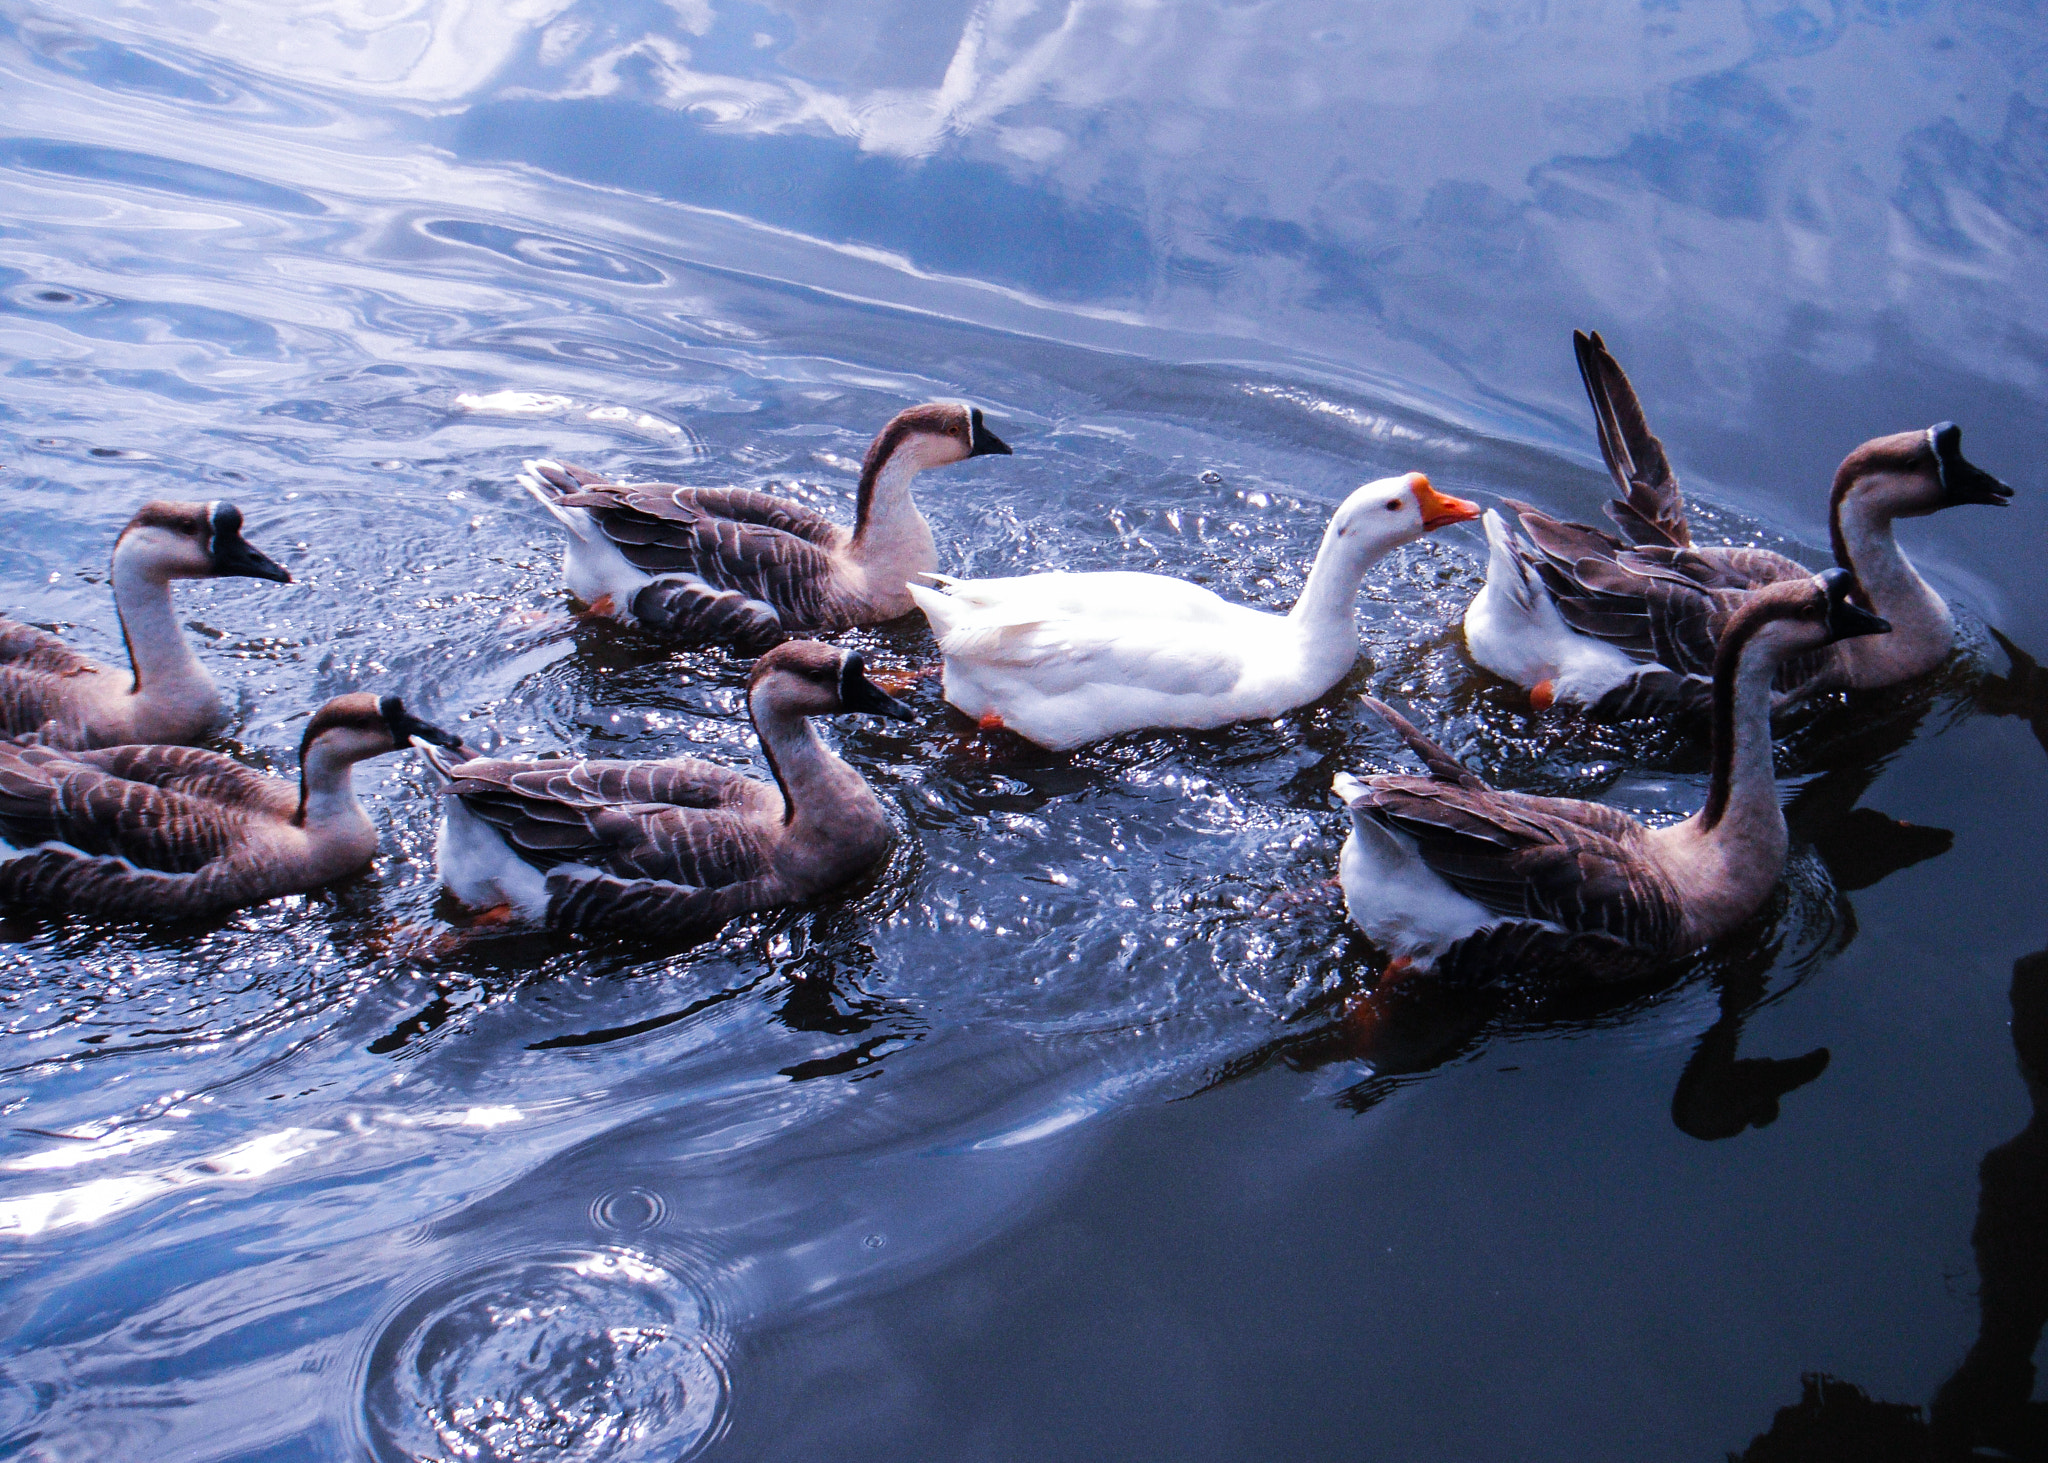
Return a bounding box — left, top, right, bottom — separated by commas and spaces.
1410, 474, 1481, 531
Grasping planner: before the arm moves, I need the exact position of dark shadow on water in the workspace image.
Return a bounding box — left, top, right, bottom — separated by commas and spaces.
1979, 629, 2048, 760
1729, 946, 2048, 1462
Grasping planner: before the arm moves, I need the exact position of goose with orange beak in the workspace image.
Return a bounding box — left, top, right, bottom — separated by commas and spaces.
908, 473, 1481, 750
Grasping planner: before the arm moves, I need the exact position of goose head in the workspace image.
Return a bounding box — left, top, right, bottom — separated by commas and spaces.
1719, 568, 1893, 673
114, 500, 293, 584
862, 402, 1011, 481
1830, 423, 2014, 532
1322, 473, 1482, 564
746, 642, 916, 724
299, 693, 460, 767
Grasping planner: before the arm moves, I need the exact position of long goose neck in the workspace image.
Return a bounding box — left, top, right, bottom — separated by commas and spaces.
1699, 632, 1785, 840
1832, 492, 1950, 654
750, 704, 849, 827
293, 742, 369, 833
1287, 527, 1376, 643
849, 453, 933, 565
110, 544, 205, 697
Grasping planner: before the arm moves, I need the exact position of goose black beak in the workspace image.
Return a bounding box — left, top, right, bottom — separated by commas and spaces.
209, 504, 293, 583
967, 407, 1012, 459
379, 695, 463, 750
1820, 570, 1891, 642
837, 654, 917, 722
1931, 422, 2014, 507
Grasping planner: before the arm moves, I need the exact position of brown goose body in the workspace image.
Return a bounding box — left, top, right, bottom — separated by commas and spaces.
520, 402, 1010, 650
1463, 331, 2014, 715
2, 500, 292, 749
423, 641, 913, 938
0, 694, 456, 921
1342, 572, 1892, 981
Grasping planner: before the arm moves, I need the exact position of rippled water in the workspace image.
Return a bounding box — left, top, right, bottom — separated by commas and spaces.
2, 3, 2045, 1459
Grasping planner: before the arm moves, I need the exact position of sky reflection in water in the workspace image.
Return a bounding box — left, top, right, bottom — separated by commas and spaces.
0, 1, 2046, 1459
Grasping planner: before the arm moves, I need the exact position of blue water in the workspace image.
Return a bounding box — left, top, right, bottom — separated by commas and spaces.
2, 2, 2045, 1458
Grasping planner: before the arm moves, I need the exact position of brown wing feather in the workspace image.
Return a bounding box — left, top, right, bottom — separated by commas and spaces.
72, 744, 298, 818
1357, 775, 1686, 951
1574, 330, 1690, 548
0, 619, 118, 747
532, 463, 848, 629
443, 756, 776, 889
0, 618, 102, 679
0, 742, 245, 873
544, 868, 768, 938
1506, 504, 1835, 696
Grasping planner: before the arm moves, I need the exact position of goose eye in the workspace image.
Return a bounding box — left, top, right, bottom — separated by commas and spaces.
1385, 499, 1401, 511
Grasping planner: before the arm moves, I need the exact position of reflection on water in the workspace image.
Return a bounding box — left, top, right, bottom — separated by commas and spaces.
0, 0, 2044, 1457
1733, 947, 2048, 1460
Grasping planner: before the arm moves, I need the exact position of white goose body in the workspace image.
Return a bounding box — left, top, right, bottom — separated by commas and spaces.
1463, 507, 1641, 708
1340, 571, 1892, 979
906, 474, 1481, 751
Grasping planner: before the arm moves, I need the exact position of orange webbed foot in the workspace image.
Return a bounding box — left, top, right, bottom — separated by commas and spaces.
575, 593, 617, 620
1529, 679, 1556, 712
977, 712, 1006, 731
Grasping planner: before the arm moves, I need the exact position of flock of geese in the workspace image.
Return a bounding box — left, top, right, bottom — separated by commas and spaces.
0, 332, 2017, 988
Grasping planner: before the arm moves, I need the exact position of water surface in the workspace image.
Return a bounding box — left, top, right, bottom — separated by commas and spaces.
2, 2, 2045, 1458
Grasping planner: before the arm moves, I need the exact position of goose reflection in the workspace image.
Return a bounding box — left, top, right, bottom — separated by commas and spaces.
1732, 946, 2048, 1460
1979, 627, 2048, 759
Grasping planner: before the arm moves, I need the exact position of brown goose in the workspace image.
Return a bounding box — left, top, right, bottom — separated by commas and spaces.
519, 402, 1011, 650
418, 641, 912, 938
1338, 570, 1890, 981
0, 694, 458, 921
2, 500, 292, 748
1463, 330, 2014, 714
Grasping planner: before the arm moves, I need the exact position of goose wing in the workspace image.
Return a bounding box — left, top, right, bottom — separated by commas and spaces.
0, 618, 101, 679
532, 463, 845, 623
1508, 506, 1832, 697
1575, 330, 1691, 548
73, 744, 298, 818
0, 742, 243, 873
1353, 776, 1685, 950
936, 612, 1243, 698
442, 756, 774, 888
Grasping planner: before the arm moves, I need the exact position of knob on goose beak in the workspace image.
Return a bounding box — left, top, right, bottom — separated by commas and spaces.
1819, 569, 1892, 642
209, 503, 294, 583
379, 695, 463, 750
837, 653, 916, 722
1929, 423, 2014, 507
1411, 474, 1482, 531
967, 407, 1012, 458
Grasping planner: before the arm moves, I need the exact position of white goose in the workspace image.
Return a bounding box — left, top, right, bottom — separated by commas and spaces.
905, 474, 1481, 750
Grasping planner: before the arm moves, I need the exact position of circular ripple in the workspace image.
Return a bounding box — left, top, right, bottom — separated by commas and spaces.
590, 1187, 669, 1234
361, 1248, 728, 1463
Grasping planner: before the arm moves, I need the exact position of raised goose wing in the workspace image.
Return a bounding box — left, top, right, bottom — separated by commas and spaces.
532, 463, 846, 627
1575, 330, 1690, 548
0, 742, 243, 873
1355, 775, 1685, 951
442, 756, 775, 887
74, 744, 297, 818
